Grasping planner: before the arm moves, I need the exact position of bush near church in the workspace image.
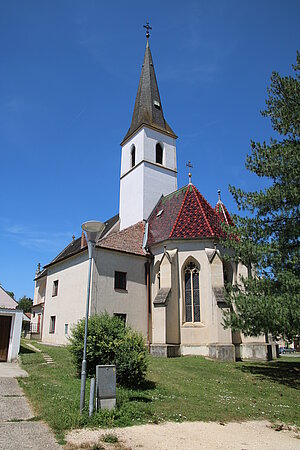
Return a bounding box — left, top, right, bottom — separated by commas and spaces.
68, 313, 148, 387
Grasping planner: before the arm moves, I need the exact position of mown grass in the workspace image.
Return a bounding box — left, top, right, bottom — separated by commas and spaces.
18, 340, 300, 443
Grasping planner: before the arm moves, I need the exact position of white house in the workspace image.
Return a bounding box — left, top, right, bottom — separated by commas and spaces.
31, 34, 274, 361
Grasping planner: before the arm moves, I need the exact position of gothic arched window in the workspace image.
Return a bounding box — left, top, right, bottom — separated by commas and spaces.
184, 261, 200, 322
156, 143, 163, 165
131, 145, 136, 168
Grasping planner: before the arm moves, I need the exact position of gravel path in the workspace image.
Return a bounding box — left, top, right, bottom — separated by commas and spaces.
66, 420, 300, 450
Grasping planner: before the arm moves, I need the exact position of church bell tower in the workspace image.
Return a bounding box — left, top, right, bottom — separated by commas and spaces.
119, 28, 178, 230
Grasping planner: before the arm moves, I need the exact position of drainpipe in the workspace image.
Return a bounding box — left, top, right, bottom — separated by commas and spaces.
41, 304, 44, 341
145, 260, 151, 350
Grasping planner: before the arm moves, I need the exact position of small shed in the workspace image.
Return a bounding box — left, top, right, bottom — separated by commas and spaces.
0, 287, 28, 362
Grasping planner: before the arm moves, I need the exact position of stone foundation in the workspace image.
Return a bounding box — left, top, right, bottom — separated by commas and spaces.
180, 345, 209, 357
150, 344, 180, 357
152, 343, 235, 361
208, 344, 235, 362
182, 344, 235, 361
235, 343, 278, 361
150, 343, 278, 362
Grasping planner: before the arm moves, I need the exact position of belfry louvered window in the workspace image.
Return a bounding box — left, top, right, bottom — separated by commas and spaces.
156, 143, 163, 164
131, 145, 136, 168
184, 261, 200, 322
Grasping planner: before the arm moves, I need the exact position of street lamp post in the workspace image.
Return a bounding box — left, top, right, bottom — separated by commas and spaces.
80, 220, 105, 414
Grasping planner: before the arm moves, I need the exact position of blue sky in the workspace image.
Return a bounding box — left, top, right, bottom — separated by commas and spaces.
0, 0, 299, 300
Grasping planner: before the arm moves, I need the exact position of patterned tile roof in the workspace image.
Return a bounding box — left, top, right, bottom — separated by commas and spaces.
147, 184, 226, 246
215, 200, 234, 226
97, 221, 147, 256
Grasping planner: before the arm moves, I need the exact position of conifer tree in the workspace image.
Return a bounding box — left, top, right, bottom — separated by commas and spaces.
222, 52, 300, 341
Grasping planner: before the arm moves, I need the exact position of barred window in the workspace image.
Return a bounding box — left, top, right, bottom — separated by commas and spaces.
184, 261, 200, 322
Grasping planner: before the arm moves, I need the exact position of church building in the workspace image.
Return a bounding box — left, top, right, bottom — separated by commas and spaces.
31, 32, 270, 361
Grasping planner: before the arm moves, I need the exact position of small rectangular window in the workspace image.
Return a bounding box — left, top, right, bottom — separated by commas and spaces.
114, 313, 127, 325
49, 316, 56, 333
64, 323, 69, 335
114, 271, 127, 290
52, 280, 59, 297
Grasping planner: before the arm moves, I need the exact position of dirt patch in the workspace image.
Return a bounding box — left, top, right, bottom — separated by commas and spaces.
65, 420, 300, 450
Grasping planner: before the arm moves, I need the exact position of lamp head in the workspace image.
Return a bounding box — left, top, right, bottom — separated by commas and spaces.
81, 221, 105, 243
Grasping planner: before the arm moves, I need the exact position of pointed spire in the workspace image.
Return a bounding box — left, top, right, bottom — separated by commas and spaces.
121, 32, 176, 145
215, 190, 234, 226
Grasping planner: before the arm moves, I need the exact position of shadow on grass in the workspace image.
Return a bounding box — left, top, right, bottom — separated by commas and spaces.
19, 344, 36, 354
128, 396, 152, 403
238, 360, 300, 389
134, 379, 156, 391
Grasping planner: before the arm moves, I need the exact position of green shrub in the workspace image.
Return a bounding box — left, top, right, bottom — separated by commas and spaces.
68, 313, 148, 387
102, 433, 118, 443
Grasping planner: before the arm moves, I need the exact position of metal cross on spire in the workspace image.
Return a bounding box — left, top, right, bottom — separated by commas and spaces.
143, 21, 152, 39
186, 160, 193, 184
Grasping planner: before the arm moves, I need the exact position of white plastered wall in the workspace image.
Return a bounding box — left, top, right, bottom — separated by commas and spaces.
150, 240, 233, 351
42, 252, 89, 345
33, 277, 46, 306
31, 277, 47, 334
91, 248, 148, 336
119, 127, 177, 230
152, 249, 180, 345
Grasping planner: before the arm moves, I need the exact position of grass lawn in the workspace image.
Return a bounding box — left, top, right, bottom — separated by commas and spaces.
18, 340, 300, 443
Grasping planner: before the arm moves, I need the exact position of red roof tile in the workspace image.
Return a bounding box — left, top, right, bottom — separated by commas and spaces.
147, 185, 226, 246
215, 201, 234, 226
97, 221, 147, 256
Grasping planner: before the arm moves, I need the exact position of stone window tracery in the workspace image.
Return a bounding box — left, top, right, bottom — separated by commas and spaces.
184, 261, 200, 322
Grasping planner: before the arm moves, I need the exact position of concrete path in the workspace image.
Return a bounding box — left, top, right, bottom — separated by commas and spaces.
0, 361, 61, 450
0, 361, 28, 378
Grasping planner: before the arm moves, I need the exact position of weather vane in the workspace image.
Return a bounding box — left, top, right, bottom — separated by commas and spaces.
143, 21, 152, 39
186, 160, 193, 184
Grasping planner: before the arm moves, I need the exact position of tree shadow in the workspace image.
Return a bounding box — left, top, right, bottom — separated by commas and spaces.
19, 344, 36, 354
128, 396, 152, 403
237, 360, 300, 389
135, 379, 156, 391
122, 379, 156, 392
